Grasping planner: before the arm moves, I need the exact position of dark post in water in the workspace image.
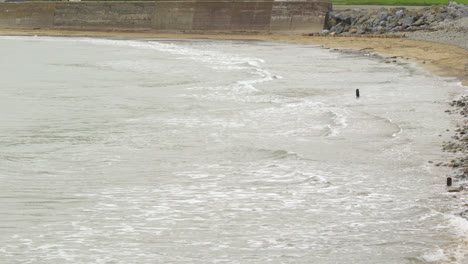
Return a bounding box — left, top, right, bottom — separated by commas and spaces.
356, 89, 360, 98
447, 177, 452, 186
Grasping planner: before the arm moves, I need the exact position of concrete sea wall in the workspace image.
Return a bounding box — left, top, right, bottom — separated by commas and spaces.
0, 0, 331, 34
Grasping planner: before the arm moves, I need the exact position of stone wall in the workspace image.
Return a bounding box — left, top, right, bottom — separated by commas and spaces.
0, 2, 56, 28
0, 0, 331, 34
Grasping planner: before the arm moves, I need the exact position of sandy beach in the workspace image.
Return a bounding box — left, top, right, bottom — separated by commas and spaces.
2, 26, 468, 263
0, 28, 467, 87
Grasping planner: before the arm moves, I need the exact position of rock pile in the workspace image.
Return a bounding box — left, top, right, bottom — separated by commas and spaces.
442, 97, 468, 179
326, 2, 468, 35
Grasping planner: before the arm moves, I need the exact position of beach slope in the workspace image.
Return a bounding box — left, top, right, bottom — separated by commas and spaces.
0, 28, 466, 86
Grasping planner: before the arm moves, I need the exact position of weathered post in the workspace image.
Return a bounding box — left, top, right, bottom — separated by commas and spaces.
447, 177, 452, 186
356, 89, 360, 98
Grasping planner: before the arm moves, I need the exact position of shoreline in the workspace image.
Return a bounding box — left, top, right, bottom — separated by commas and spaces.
0, 28, 467, 87
2, 27, 468, 261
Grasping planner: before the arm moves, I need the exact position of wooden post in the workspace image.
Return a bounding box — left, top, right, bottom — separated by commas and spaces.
447, 177, 452, 186
356, 89, 360, 98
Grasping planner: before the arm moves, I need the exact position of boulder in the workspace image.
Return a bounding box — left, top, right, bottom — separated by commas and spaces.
371, 15, 381, 26
387, 21, 397, 29
378, 12, 392, 21
356, 14, 370, 25
435, 14, 445, 21
333, 23, 345, 34
372, 26, 383, 32
447, 6, 459, 18
402, 16, 414, 27
412, 16, 425, 26
395, 9, 405, 21
336, 13, 352, 24
444, 17, 454, 23
431, 5, 446, 14
449, 1, 463, 9
424, 14, 435, 23
328, 18, 337, 28
323, 3, 468, 35
350, 14, 359, 25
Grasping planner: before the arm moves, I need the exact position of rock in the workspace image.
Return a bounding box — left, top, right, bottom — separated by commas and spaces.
379, 12, 391, 21
412, 17, 425, 26
337, 13, 352, 24
402, 17, 414, 28
448, 186, 464, 192
330, 23, 344, 34
448, 1, 460, 8
371, 15, 381, 26
448, 6, 458, 16
424, 14, 435, 23
350, 14, 359, 25
444, 18, 454, 23
356, 30, 366, 35
356, 15, 369, 25
325, 4, 468, 37
435, 14, 445, 22
328, 18, 337, 28
371, 26, 382, 32
387, 21, 398, 29
395, 9, 405, 21
377, 7, 388, 13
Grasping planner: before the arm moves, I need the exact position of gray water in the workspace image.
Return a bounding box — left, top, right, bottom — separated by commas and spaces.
0, 36, 467, 264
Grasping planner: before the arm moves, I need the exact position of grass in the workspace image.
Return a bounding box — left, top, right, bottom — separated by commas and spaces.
332, 0, 468, 5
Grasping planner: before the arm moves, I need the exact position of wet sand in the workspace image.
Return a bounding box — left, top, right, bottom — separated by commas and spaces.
0, 28, 466, 86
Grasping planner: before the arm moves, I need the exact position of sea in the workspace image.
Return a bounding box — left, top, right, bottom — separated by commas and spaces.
0, 36, 467, 263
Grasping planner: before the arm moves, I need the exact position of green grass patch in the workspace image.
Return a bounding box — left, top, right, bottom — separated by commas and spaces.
332, 0, 468, 5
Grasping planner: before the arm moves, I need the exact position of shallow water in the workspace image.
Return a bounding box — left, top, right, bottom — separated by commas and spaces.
0, 36, 467, 263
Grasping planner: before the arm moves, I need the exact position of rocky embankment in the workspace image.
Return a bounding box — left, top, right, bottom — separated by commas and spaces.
325, 2, 468, 36
443, 98, 468, 181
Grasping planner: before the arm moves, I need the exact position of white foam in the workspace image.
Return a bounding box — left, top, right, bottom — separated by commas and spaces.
326, 109, 348, 137
0, 36, 279, 94
82, 38, 278, 93
420, 248, 450, 263
387, 117, 403, 138
420, 215, 468, 264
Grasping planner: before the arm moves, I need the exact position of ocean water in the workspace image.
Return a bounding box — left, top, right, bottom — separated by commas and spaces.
0, 36, 467, 263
